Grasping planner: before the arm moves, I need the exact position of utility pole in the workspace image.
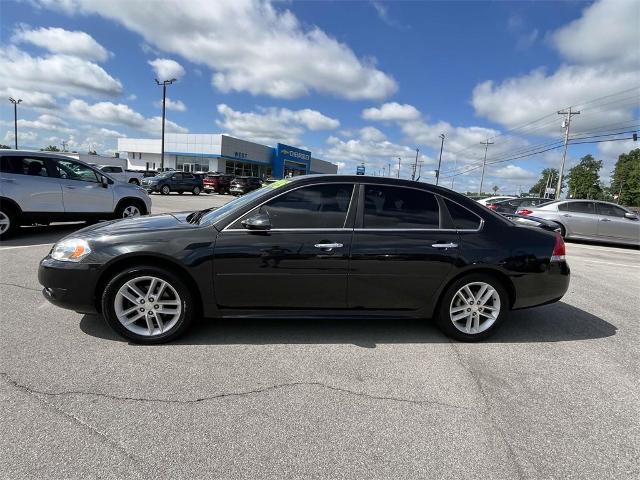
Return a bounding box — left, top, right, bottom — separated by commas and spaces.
416, 160, 423, 181
435, 133, 445, 185
388, 162, 391, 177
61, 140, 68, 152
411, 148, 419, 181
155, 78, 177, 170
556, 107, 580, 199
478, 140, 494, 196
397, 157, 401, 178
8, 97, 22, 149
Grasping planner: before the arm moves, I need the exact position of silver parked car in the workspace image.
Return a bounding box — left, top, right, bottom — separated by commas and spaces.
519, 200, 639, 246
0, 150, 152, 239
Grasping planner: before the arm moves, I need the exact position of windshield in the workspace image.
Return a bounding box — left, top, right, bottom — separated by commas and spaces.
199, 186, 274, 225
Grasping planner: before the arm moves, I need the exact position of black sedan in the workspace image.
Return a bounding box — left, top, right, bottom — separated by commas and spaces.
39, 175, 570, 343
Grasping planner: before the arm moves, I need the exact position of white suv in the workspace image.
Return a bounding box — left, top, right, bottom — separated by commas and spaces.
0, 150, 152, 239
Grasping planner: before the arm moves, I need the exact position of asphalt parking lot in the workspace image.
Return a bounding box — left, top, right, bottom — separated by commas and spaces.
1, 193, 639, 479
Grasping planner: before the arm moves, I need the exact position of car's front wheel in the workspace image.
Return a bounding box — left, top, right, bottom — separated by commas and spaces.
0, 207, 18, 240
435, 274, 508, 341
115, 201, 145, 218
192, 186, 201, 195
101, 266, 194, 344
161, 185, 170, 195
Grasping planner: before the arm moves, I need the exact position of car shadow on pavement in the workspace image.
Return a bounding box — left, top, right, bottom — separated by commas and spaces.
0, 222, 86, 247
79, 301, 616, 347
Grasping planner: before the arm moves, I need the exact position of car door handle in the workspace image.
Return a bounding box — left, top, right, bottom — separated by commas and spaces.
600, 218, 611, 222
64, 186, 76, 189
314, 243, 343, 249
431, 242, 458, 248
562, 214, 571, 217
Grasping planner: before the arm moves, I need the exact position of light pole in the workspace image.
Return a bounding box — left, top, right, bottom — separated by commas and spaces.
8, 97, 22, 149
397, 157, 401, 178
478, 139, 494, 196
435, 133, 445, 186
155, 78, 176, 170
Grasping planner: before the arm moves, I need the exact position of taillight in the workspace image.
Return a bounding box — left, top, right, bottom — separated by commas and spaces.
517, 209, 533, 215
487, 204, 497, 210
551, 232, 566, 262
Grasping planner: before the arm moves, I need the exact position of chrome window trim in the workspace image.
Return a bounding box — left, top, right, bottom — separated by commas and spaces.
221, 181, 356, 232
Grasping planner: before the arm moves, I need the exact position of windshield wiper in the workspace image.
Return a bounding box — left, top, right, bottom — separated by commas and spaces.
187, 207, 216, 224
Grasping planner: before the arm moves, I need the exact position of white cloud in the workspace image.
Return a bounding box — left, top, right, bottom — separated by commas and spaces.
0, 114, 75, 134
12, 26, 109, 61
93, 127, 126, 138
37, 0, 397, 100
472, 0, 640, 133
126, 93, 137, 101
491, 164, 537, 180
4, 130, 38, 145
362, 102, 421, 122
0, 88, 58, 110
67, 99, 188, 134
153, 98, 187, 112
550, 0, 638, 68
148, 58, 185, 81
0, 45, 123, 97
320, 128, 433, 178
216, 104, 339, 145
372, 1, 409, 30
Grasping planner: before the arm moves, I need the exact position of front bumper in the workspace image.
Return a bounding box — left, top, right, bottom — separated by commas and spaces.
38, 256, 101, 314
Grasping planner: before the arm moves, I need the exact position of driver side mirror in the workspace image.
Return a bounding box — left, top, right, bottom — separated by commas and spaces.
100, 175, 109, 188
241, 212, 271, 231
624, 212, 638, 220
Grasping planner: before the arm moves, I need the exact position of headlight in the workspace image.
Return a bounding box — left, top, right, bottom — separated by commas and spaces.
51, 238, 92, 262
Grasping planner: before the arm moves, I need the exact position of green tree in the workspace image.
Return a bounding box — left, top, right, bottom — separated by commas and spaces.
610, 148, 640, 206
0, 144, 11, 149
529, 168, 562, 197
567, 154, 603, 199
41, 145, 60, 152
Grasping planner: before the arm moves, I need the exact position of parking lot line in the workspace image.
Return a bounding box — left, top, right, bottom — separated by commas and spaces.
580, 259, 640, 269
567, 243, 640, 255
0, 243, 53, 251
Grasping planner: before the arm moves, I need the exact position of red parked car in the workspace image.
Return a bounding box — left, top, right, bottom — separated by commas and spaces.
203, 173, 234, 194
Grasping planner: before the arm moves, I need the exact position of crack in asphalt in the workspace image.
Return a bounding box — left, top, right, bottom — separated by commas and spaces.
0, 282, 41, 292
0, 373, 151, 474
448, 342, 527, 480
0, 371, 470, 411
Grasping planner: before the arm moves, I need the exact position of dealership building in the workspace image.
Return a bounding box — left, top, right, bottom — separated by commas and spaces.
117, 134, 337, 178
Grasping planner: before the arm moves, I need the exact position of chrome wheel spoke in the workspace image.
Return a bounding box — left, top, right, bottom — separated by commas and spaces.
449, 281, 501, 335
114, 275, 182, 337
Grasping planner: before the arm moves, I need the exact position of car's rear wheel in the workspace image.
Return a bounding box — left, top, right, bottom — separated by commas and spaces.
435, 274, 508, 341
192, 186, 201, 195
161, 185, 170, 195
0, 207, 18, 240
102, 266, 194, 344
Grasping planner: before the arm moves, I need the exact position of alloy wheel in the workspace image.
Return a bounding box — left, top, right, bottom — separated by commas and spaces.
114, 275, 182, 336
122, 205, 141, 218
0, 211, 10, 235
449, 281, 501, 334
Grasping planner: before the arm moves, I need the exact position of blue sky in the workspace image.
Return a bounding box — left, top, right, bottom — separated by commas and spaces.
1, 0, 638, 193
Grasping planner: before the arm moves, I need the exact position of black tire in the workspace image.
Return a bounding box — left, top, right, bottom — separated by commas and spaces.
0, 205, 19, 240
115, 200, 146, 218
192, 186, 201, 196
161, 185, 170, 195
435, 273, 509, 342
101, 265, 195, 344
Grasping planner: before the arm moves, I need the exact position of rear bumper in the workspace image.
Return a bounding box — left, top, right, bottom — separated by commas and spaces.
38, 256, 101, 314
512, 261, 570, 309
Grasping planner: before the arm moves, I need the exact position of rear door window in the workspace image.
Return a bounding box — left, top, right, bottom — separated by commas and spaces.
567, 201, 596, 214
363, 185, 440, 229
1, 156, 50, 177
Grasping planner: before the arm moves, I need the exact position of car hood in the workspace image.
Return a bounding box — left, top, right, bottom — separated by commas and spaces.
69, 212, 199, 238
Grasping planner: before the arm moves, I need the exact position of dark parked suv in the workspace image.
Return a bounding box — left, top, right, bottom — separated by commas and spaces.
203, 173, 234, 194
229, 176, 263, 195
141, 171, 204, 195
